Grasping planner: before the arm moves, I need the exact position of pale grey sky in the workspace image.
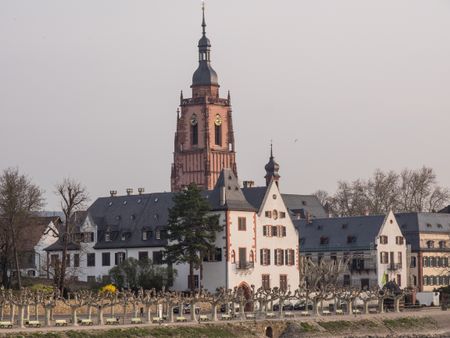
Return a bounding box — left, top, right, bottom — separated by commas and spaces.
1, 0, 449, 210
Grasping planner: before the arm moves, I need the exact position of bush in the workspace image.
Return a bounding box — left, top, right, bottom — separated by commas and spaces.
29, 283, 54, 293
100, 284, 117, 294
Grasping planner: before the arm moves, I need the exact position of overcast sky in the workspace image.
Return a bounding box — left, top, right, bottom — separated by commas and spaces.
1, 0, 449, 210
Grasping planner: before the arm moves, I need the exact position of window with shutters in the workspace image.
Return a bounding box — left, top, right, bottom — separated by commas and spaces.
263, 225, 268, 237
380, 235, 388, 244
274, 249, 284, 266
204, 247, 223, 262
74, 254, 80, 268
395, 236, 404, 245
271, 226, 278, 237
238, 217, 246, 231
280, 275, 287, 291
138, 251, 148, 261
153, 251, 163, 265
102, 252, 110, 266
380, 252, 388, 264
115, 252, 126, 265
87, 253, 95, 267
260, 249, 271, 266
265, 211, 272, 218
188, 275, 199, 289
286, 249, 295, 266
262, 274, 270, 290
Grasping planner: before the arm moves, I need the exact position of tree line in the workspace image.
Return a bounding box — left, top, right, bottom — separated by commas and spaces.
314, 166, 449, 217
0, 168, 88, 292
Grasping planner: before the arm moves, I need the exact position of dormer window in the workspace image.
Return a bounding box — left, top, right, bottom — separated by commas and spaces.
439, 240, 446, 249
142, 230, 152, 241
320, 236, 329, 245
156, 229, 161, 240
347, 236, 357, 244
105, 231, 111, 242
83, 232, 94, 243
426, 240, 435, 248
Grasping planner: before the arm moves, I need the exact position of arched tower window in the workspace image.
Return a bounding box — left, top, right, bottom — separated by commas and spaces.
192, 124, 198, 145
215, 124, 222, 146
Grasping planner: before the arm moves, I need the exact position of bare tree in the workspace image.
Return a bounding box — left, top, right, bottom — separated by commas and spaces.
328, 167, 449, 216
312, 190, 331, 207
366, 169, 399, 214
399, 167, 449, 212
0, 168, 44, 288
55, 178, 89, 293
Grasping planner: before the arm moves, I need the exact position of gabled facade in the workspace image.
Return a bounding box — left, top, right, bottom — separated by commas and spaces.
13, 216, 62, 278
295, 211, 407, 289
397, 212, 450, 292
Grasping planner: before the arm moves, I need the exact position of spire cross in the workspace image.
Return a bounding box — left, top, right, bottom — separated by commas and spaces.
270, 140, 274, 159
201, 1, 206, 36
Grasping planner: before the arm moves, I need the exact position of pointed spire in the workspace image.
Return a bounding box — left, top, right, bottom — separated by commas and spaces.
265, 141, 280, 187
180, 90, 183, 104
201, 1, 206, 36
227, 90, 231, 103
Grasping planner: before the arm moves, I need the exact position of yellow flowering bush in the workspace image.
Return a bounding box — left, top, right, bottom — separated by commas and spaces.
100, 284, 117, 294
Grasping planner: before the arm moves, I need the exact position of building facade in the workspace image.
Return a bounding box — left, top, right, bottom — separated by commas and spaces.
397, 212, 450, 292
295, 211, 407, 289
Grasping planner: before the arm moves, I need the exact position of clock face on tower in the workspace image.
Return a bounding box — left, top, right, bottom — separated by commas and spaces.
190, 114, 198, 126
214, 114, 222, 126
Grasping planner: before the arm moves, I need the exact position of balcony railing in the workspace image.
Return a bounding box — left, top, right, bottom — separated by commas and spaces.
387, 263, 402, 270
235, 261, 254, 270
181, 97, 230, 106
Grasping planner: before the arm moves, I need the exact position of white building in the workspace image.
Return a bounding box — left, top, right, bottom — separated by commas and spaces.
45, 161, 326, 294
295, 211, 407, 289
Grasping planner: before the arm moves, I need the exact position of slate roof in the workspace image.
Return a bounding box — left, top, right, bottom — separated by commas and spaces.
205, 169, 256, 212
46, 170, 257, 251
295, 215, 387, 253
396, 212, 450, 251
439, 205, 450, 214
17, 216, 62, 258
241, 187, 327, 219
44, 211, 88, 252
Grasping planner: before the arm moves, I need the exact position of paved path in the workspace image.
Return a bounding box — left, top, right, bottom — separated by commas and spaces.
0, 307, 444, 335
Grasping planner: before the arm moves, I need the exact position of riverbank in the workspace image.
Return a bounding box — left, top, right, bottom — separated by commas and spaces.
0, 308, 449, 338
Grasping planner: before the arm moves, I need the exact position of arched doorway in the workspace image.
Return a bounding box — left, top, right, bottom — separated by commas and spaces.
265, 326, 273, 338
238, 282, 253, 312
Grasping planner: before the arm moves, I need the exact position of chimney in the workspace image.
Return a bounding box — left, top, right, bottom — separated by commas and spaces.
126, 188, 133, 196
220, 186, 226, 206
138, 187, 145, 195
243, 180, 255, 188
110, 190, 117, 197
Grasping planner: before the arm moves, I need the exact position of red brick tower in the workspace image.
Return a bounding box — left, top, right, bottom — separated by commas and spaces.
171, 5, 237, 192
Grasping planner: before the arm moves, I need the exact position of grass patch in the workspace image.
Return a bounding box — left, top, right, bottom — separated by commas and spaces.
298, 322, 318, 332
383, 317, 436, 330
318, 320, 353, 333
3, 325, 247, 338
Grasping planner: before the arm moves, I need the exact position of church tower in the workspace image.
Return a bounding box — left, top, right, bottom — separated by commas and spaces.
171, 5, 237, 192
